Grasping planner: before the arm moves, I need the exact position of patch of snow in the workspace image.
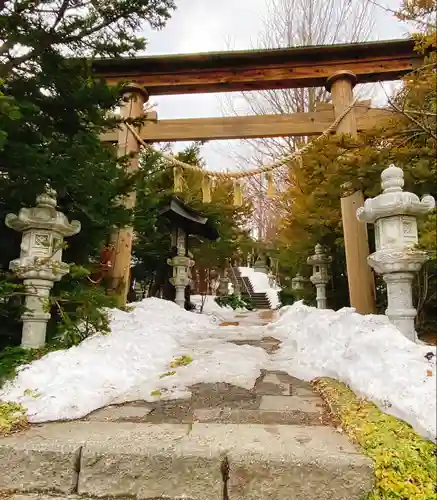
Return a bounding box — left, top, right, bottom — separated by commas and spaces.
267, 301, 437, 442
1, 297, 435, 443
0, 298, 214, 422
238, 267, 281, 309
190, 294, 246, 321
265, 289, 281, 310
156, 341, 269, 397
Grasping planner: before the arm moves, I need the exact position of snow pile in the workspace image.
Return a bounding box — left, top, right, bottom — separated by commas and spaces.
0, 298, 267, 423
0, 298, 215, 422
154, 339, 269, 399
190, 294, 245, 321
267, 302, 437, 442
1, 296, 435, 443
239, 266, 281, 309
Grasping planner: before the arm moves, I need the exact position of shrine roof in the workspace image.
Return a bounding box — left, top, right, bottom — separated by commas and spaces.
159, 196, 219, 241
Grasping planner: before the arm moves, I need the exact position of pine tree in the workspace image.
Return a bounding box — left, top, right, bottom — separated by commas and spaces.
0, 0, 176, 347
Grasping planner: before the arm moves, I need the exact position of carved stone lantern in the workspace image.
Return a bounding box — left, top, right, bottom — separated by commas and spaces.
254, 254, 269, 274
167, 229, 195, 307
356, 164, 435, 342
291, 273, 306, 291
232, 274, 242, 297
291, 273, 308, 299
160, 196, 218, 308
217, 271, 230, 297
307, 244, 332, 309
5, 188, 81, 349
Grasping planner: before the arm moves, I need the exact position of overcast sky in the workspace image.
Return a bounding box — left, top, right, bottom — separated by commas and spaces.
140, 0, 411, 171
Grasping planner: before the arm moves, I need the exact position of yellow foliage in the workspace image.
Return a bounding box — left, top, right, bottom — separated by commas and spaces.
0, 401, 28, 437
314, 378, 436, 500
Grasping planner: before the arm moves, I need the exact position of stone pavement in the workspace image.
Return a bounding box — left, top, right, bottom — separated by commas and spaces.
0, 310, 374, 500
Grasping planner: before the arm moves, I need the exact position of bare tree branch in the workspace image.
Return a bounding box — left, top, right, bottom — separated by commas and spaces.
220, 0, 377, 239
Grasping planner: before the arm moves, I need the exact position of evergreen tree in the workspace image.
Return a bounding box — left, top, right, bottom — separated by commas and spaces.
0, 0, 176, 347
133, 143, 254, 298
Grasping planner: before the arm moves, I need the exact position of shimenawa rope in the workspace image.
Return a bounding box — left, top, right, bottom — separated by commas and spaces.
125, 96, 359, 181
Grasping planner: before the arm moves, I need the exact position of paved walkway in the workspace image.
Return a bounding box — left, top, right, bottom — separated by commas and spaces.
83, 338, 330, 427
0, 310, 373, 500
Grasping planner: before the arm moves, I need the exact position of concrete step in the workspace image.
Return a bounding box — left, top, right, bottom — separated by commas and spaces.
0, 421, 373, 500
230, 270, 254, 295
243, 292, 272, 310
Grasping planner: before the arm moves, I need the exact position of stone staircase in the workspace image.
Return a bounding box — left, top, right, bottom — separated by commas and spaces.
0, 330, 373, 500
0, 368, 373, 500
231, 267, 274, 310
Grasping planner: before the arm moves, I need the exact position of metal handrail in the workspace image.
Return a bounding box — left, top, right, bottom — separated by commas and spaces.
228, 261, 252, 298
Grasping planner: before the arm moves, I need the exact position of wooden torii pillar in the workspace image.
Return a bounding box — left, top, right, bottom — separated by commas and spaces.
326, 71, 376, 314
109, 84, 148, 303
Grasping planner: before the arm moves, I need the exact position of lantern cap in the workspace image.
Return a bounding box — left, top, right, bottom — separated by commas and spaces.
5, 187, 81, 236
357, 164, 435, 223
307, 243, 332, 266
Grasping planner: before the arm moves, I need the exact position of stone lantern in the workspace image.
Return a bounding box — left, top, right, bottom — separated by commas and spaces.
307, 244, 332, 309
5, 188, 81, 349
356, 164, 435, 342
291, 273, 308, 300
291, 273, 306, 291
254, 253, 269, 274
167, 228, 195, 308
160, 196, 218, 308
232, 274, 242, 297
217, 269, 230, 297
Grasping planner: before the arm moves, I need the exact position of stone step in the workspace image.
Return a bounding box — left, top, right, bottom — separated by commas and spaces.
0, 421, 373, 500
192, 406, 326, 426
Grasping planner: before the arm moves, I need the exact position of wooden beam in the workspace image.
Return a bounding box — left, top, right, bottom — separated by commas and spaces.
108, 86, 148, 305
100, 107, 393, 143
91, 39, 421, 96
329, 71, 376, 315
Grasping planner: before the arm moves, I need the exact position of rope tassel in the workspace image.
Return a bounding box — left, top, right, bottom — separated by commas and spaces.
202, 175, 212, 203
233, 181, 243, 207
265, 171, 275, 197
173, 166, 183, 193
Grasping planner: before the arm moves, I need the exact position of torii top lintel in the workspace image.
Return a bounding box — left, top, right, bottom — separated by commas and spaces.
91, 39, 421, 96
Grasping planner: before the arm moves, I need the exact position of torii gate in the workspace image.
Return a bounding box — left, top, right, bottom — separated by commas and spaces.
93, 38, 423, 311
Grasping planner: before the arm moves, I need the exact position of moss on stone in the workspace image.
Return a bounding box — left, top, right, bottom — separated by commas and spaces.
313, 378, 436, 500
0, 401, 28, 437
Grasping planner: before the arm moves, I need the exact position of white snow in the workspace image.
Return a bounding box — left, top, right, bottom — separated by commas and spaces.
238, 266, 281, 309
0, 298, 215, 422
267, 302, 437, 442
190, 294, 246, 321
0, 298, 435, 442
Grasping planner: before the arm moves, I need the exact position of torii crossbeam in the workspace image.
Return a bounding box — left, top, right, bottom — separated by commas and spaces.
92, 39, 419, 94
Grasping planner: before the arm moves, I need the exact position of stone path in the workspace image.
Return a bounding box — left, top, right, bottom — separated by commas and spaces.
83, 342, 330, 427
0, 310, 374, 500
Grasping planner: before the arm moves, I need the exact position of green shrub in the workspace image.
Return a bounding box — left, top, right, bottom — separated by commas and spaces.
215, 294, 254, 311
0, 272, 25, 349
314, 378, 436, 500
0, 344, 62, 386
279, 289, 296, 306
49, 265, 122, 347
279, 286, 317, 307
